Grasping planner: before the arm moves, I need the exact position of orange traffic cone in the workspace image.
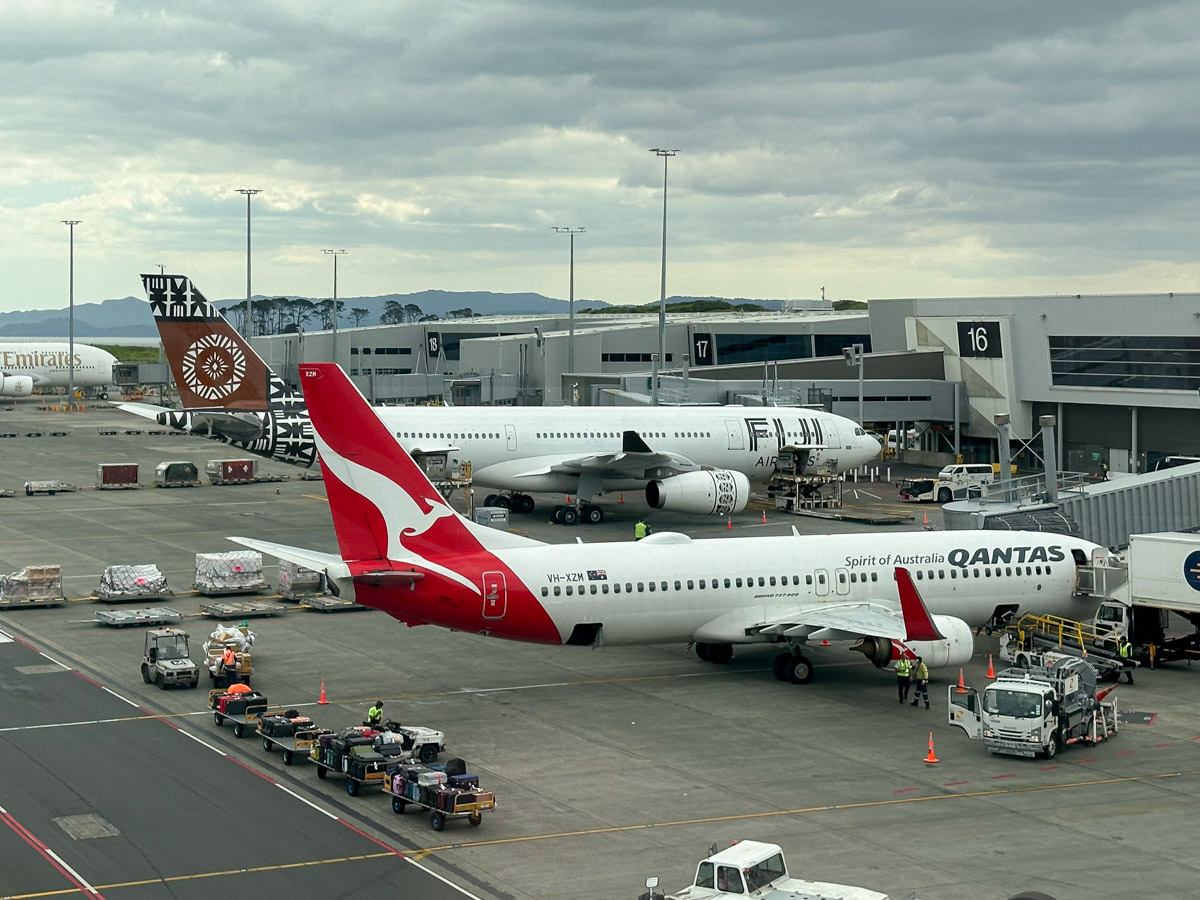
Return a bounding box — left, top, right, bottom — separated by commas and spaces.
761, 509, 767, 524
922, 510, 929, 526
955, 668, 968, 694
923, 731, 939, 765
820, 639, 831, 647
987, 654, 996, 679
318, 679, 329, 705
565, 494, 572, 505
726, 516, 733, 530
619, 493, 624, 504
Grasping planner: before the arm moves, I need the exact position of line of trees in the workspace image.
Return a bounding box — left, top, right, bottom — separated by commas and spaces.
223, 296, 445, 335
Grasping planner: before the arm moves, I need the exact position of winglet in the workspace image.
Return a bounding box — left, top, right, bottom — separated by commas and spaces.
894, 567, 945, 641
622, 430, 653, 453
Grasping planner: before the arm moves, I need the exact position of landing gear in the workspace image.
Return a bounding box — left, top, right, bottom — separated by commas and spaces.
773, 652, 814, 684
486, 493, 535, 514
552, 502, 604, 525
694, 642, 732, 664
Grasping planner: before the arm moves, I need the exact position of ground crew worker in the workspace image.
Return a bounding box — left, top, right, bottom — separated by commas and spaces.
367, 701, 384, 727
895, 656, 912, 703
909, 656, 930, 709
1119, 637, 1134, 684
634, 519, 649, 541
221, 645, 237, 688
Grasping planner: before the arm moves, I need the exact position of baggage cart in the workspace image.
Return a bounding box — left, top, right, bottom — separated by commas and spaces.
23, 480, 77, 496
256, 709, 332, 765
207, 689, 269, 738
385, 763, 495, 831
310, 727, 413, 796
93, 606, 183, 628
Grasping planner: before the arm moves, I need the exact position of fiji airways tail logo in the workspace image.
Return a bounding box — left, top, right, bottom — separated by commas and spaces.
182, 334, 247, 400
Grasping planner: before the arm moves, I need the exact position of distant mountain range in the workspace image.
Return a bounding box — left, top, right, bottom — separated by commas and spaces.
0, 290, 787, 338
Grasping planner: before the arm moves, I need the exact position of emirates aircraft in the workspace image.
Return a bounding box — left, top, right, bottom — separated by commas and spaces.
122, 274, 880, 523
0, 342, 116, 396
232, 363, 1110, 684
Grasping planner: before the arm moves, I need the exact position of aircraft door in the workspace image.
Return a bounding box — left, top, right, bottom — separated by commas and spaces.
505, 424, 517, 452
947, 685, 981, 738
834, 567, 850, 596
814, 568, 830, 597
724, 419, 745, 450
482, 571, 507, 619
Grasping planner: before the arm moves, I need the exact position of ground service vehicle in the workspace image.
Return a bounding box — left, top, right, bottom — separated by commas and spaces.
257, 709, 331, 765
948, 657, 1118, 759
378, 722, 445, 763
386, 759, 495, 832
998, 614, 1131, 682
1092, 532, 1200, 667
662, 840, 889, 900
208, 688, 269, 737
141, 627, 199, 689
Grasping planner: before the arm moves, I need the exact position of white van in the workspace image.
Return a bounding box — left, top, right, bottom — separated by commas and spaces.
936, 463, 995, 488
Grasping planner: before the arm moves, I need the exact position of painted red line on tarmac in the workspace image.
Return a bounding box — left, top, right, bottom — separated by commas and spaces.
990, 774, 1016, 780
892, 787, 920, 794
1117, 750, 1135, 756
1075, 758, 1097, 764
1038, 765, 1060, 771
942, 781, 968, 786
1155, 743, 1175, 749
1189, 735, 1200, 742
0, 806, 103, 897
334, 817, 406, 856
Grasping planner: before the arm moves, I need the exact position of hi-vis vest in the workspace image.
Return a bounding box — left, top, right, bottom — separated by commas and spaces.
634, 521, 648, 539
222, 649, 236, 666
896, 659, 911, 677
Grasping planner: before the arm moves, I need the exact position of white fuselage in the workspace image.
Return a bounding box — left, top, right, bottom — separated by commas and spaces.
374, 405, 879, 491
0, 343, 116, 392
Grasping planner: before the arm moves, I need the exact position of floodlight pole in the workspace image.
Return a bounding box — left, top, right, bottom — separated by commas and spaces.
649, 148, 678, 406
323, 249, 347, 364
236, 188, 261, 337
62, 220, 81, 405
552, 227, 584, 378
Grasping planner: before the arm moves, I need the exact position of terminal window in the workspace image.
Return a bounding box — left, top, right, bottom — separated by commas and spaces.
1049, 335, 1200, 391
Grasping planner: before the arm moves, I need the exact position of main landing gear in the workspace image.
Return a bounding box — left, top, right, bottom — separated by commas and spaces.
693, 642, 733, 665
772, 651, 814, 684
552, 503, 604, 526
482, 492, 535, 514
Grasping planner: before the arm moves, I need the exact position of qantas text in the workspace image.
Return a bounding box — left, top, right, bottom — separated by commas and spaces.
844, 545, 1066, 570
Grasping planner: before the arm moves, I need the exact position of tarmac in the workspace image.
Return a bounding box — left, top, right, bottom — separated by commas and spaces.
2, 400, 1200, 900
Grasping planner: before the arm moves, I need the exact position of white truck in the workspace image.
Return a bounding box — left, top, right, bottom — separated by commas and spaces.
948, 657, 1118, 759
1091, 532, 1200, 667
660, 840, 889, 900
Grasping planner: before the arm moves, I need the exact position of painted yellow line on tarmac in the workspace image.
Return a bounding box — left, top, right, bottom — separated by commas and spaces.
302, 493, 329, 502
4, 852, 398, 899
411, 768, 1200, 855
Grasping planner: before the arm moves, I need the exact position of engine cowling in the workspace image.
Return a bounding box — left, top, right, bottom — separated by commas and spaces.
0, 374, 34, 397
851, 614, 974, 669
645, 469, 750, 516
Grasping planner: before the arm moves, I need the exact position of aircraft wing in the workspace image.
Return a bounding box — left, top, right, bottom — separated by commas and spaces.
513, 430, 693, 478
116, 401, 173, 421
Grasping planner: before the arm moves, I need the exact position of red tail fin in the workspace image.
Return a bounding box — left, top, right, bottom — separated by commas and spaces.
143, 274, 271, 411
297, 363, 481, 564
894, 567, 945, 642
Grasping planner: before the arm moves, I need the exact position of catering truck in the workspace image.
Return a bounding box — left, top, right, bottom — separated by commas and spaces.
947, 657, 1118, 759
1092, 532, 1200, 667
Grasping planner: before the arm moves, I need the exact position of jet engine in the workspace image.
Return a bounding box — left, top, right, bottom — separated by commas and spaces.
645, 469, 750, 516
0, 374, 34, 397
850, 614, 974, 669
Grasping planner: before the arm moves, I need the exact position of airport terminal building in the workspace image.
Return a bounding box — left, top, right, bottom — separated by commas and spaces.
253, 291, 1200, 474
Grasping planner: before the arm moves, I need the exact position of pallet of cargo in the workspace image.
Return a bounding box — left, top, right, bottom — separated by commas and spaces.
92, 607, 184, 627
199, 598, 286, 618
0, 489, 14, 499
96, 589, 175, 604
23, 480, 77, 495
302, 595, 367, 613
253, 473, 291, 483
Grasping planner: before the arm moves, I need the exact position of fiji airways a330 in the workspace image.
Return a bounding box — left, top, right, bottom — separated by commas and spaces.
230, 363, 1111, 685
122, 274, 880, 523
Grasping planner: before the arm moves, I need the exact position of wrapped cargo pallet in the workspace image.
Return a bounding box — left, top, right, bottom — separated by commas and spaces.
1, 565, 64, 602
279, 560, 324, 599
194, 551, 267, 595
154, 461, 200, 488
97, 564, 170, 601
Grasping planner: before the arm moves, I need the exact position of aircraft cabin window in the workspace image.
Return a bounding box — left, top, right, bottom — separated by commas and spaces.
602, 584, 609, 594
637, 582, 645, 592
818, 574, 826, 584
554, 586, 561, 596
927, 570, 934, 580
675, 581, 682, 591
541, 587, 548, 597
850, 573, 858, 583
648, 582, 656, 592
1006, 566, 1012, 576
973, 568, 981, 578
838, 573, 846, 583
769, 576, 776, 586
915, 571, 922, 580
613, 584, 621, 593
566, 585, 573, 595
1036, 566, 1043, 575
984, 568, 991, 578
724, 578, 731, 588
756, 577, 763, 587
792, 575, 800, 585
590, 585, 598, 594
661, 581, 668, 591
1046, 565, 1052, 574
735, 578, 743, 588
950, 569, 957, 579
687, 580, 694, 590
938, 570, 945, 579
871, 572, 878, 582
626, 583, 633, 592
699, 579, 706, 589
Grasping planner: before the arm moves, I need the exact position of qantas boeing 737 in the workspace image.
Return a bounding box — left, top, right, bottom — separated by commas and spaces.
121, 274, 880, 522
231, 363, 1111, 685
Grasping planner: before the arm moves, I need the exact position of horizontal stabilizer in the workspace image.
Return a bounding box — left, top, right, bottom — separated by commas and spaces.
227, 536, 344, 574
353, 570, 426, 587
116, 401, 172, 421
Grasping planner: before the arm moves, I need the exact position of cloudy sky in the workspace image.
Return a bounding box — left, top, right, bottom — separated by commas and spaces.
4, 1, 1200, 313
